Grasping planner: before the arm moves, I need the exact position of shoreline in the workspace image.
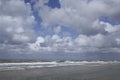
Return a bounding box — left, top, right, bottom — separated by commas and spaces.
0, 63, 120, 80
0, 61, 120, 71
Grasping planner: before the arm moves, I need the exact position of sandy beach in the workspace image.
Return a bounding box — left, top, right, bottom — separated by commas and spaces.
0, 63, 120, 80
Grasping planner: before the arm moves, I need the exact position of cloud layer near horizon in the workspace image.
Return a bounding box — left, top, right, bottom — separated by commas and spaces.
0, 0, 120, 59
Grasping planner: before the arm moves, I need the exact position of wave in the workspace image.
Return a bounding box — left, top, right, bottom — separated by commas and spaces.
0, 61, 120, 71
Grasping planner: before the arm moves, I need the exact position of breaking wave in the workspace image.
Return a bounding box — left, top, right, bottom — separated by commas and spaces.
0, 61, 120, 71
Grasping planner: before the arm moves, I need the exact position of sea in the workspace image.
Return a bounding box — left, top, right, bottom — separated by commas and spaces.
0, 60, 120, 71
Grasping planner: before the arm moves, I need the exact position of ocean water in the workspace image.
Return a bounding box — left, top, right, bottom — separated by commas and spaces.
0, 61, 120, 80
0, 61, 119, 70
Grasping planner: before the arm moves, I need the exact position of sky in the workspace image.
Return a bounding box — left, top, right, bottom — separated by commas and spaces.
0, 0, 120, 60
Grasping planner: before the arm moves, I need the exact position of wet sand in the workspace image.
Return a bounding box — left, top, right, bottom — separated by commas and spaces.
0, 63, 120, 80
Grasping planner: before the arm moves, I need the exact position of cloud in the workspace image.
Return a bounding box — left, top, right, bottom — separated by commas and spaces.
35, 0, 120, 35
0, 0, 36, 55
1, 0, 120, 60
30, 20, 120, 54
28, 32, 120, 54
54, 25, 61, 34
0, 0, 35, 44
100, 21, 120, 33
29, 0, 120, 53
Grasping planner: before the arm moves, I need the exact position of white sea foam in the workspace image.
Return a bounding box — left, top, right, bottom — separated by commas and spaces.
0, 61, 120, 71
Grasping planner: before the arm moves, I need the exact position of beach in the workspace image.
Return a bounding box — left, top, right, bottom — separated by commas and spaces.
0, 62, 120, 80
